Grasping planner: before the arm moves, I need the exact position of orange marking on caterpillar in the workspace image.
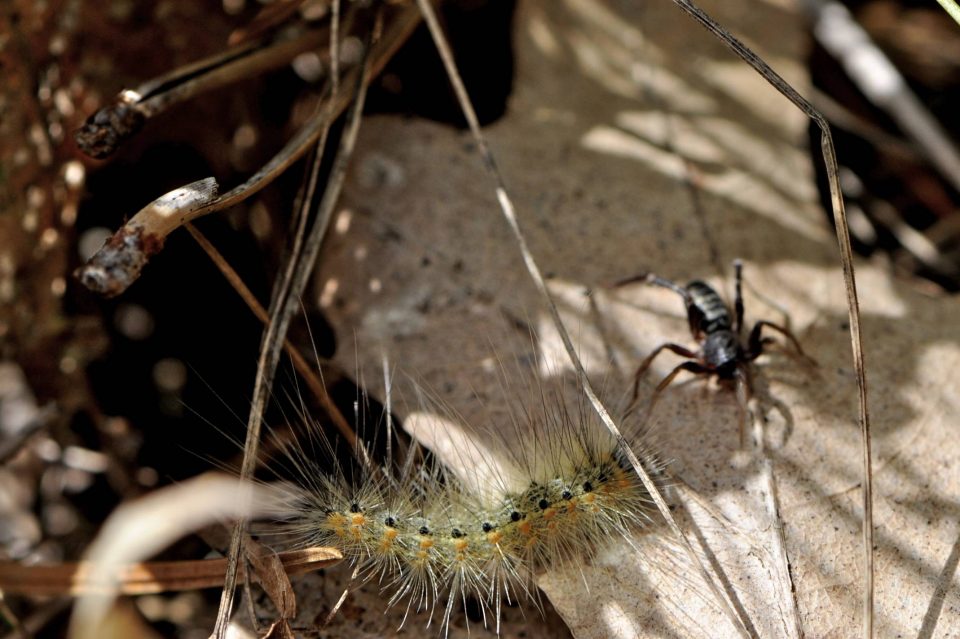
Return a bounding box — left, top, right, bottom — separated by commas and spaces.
454, 539, 469, 552
543, 508, 557, 520
518, 520, 532, 536
487, 531, 503, 545
420, 538, 434, 550
612, 468, 631, 490
327, 513, 348, 526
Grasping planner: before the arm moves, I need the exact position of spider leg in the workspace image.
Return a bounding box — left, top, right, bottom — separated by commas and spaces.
646, 274, 693, 301
733, 364, 753, 449
733, 259, 744, 334
640, 360, 712, 420
631, 343, 699, 402
745, 319, 814, 365
617, 270, 697, 301
654, 360, 711, 393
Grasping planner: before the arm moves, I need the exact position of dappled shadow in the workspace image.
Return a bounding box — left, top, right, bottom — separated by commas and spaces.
316, 1, 960, 636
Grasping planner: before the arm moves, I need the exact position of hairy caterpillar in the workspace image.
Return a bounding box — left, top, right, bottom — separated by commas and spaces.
259, 367, 669, 636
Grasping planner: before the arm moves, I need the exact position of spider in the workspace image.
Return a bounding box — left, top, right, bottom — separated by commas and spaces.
622, 260, 810, 444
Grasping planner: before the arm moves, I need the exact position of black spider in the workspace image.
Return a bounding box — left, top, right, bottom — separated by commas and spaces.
622, 260, 811, 444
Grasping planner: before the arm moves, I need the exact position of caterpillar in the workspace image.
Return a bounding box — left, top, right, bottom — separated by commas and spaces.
258, 368, 668, 635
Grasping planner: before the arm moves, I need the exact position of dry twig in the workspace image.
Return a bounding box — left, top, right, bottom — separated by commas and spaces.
75, 2, 424, 298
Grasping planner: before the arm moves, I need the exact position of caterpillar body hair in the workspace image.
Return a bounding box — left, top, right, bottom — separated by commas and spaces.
260, 370, 667, 635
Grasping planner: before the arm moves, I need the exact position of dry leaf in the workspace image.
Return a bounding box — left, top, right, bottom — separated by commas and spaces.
310, 0, 960, 637
245, 537, 298, 620
260, 618, 296, 639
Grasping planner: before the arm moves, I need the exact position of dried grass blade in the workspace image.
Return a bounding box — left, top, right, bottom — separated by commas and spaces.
0, 548, 341, 597
666, 1, 874, 636
212, 5, 379, 636
184, 222, 357, 447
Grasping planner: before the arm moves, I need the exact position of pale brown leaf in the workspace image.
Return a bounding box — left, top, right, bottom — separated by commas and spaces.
311, 0, 960, 637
